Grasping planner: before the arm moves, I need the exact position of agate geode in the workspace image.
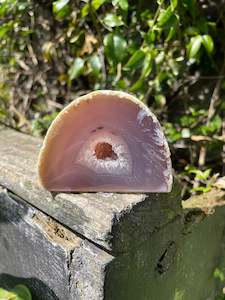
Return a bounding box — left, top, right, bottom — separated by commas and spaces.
38, 90, 172, 192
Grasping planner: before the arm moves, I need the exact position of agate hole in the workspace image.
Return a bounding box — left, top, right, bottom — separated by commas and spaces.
94, 142, 118, 160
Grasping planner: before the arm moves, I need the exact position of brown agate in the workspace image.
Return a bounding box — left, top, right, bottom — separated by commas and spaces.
38, 90, 172, 192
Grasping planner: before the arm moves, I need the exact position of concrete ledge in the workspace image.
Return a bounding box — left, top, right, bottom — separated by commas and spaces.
0, 187, 112, 300
1, 126, 225, 300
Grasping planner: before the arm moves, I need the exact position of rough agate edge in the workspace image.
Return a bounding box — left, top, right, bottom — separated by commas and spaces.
38, 90, 173, 193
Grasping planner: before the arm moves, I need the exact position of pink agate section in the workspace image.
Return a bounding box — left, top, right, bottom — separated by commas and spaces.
38, 92, 172, 192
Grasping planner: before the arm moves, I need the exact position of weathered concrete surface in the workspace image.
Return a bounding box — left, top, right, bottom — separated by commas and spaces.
1, 127, 225, 300
105, 199, 225, 300
0, 187, 112, 300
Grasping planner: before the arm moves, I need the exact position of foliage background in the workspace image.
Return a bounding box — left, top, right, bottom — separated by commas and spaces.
0, 0, 225, 198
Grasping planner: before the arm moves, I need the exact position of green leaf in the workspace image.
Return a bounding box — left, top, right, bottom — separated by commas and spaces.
104, 33, 127, 64
124, 49, 145, 70
181, 128, 191, 138
166, 26, 176, 41
130, 78, 144, 92
141, 52, 152, 77
192, 186, 211, 193
197, 169, 211, 180
186, 167, 211, 180
198, 115, 222, 135
163, 13, 178, 40
170, 0, 178, 10
155, 94, 166, 107
0, 26, 10, 38
32, 112, 58, 136
112, 0, 128, 10
116, 79, 126, 89
0, 287, 15, 299
209, 115, 222, 133
92, 0, 107, 10
202, 34, 214, 54
157, 6, 173, 27
180, 115, 196, 127
0, 22, 13, 38
89, 55, 101, 76
81, 3, 89, 17
12, 285, 32, 300
147, 30, 156, 43
103, 13, 124, 27
68, 58, 85, 80
0, 2, 8, 16
0, 285, 31, 300
155, 51, 165, 65
69, 31, 85, 44
53, 0, 69, 12
188, 35, 202, 59
174, 289, 185, 300
214, 268, 225, 282
164, 122, 182, 143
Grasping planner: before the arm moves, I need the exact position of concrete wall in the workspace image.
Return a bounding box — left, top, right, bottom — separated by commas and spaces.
1, 127, 225, 300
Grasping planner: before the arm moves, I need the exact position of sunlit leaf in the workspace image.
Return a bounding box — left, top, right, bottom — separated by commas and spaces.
197, 169, 211, 180
130, 78, 144, 92
198, 115, 222, 135
92, 0, 107, 10
192, 186, 211, 193
188, 35, 202, 59
124, 49, 145, 70
166, 26, 176, 41
0, 285, 31, 300
0, 288, 16, 299
81, 3, 89, 17
214, 268, 225, 282
103, 13, 124, 27
202, 34, 214, 54
155, 51, 165, 64
155, 94, 166, 107
0, 22, 13, 38
68, 58, 85, 80
112, 0, 128, 10
157, 6, 173, 27
53, 0, 69, 12
0, 2, 8, 16
170, 0, 178, 10
141, 52, 152, 77
181, 128, 191, 138
69, 31, 85, 45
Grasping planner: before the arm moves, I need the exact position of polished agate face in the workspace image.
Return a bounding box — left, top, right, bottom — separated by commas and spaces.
38, 91, 172, 192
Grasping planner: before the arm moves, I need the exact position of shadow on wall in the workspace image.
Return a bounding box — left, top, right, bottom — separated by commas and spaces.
0, 274, 59, 300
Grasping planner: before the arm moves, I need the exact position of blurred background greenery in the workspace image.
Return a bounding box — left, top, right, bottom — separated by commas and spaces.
0, 0, 225, 199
